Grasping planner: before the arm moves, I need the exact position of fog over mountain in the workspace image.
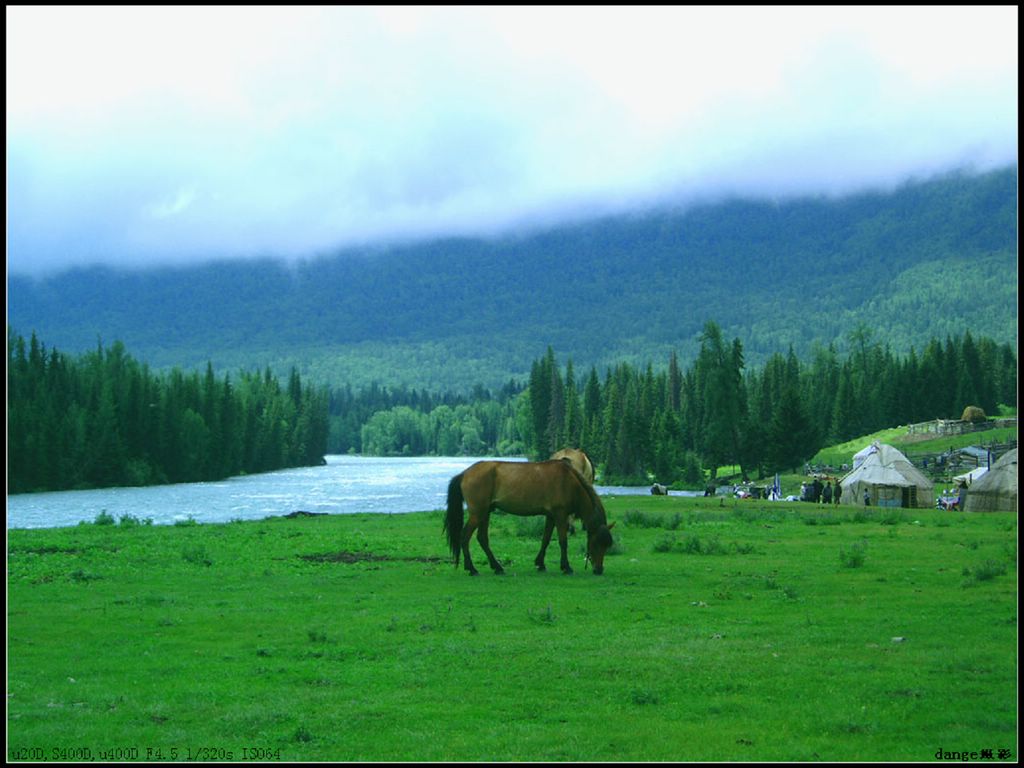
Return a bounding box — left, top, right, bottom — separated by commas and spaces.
8, 166, 1017, 392
6, 6, 1017, 276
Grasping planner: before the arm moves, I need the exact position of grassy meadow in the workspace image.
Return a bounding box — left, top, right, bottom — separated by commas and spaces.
7, 496, 1018, 762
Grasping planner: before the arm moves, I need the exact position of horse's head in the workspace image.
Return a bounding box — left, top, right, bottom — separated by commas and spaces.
586, 521, 615, 575
570, 465, 614, 574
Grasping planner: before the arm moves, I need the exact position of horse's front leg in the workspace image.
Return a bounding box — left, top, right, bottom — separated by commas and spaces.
556, 516, 573, 575
535, 515, 555, 571
476, 515, 505, 575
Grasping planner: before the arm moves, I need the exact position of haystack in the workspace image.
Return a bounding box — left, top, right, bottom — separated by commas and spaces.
963, 449, 1017, 513
960, 405, 987, 422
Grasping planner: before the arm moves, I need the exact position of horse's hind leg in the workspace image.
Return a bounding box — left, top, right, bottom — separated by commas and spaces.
460, 512, 481, 576
476, 514, 505, 575
535, 515, 555, 571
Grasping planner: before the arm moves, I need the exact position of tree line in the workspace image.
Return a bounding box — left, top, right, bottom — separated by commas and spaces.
327, 379, 525, 456
9, 322, 1015, 494
7, 330, 330, 494
339, 322, 1017, 485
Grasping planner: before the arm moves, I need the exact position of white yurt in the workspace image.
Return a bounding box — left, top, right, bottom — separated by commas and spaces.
963, 449, 1017, 513
953, 466, 989, 485
852, 441, 880, 470
839, 442, 934, 508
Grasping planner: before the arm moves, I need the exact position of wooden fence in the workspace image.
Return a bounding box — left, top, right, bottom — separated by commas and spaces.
906, 417, 1017, 437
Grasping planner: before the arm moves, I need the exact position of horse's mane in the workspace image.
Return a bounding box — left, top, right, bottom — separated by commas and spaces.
563, 462, 606, 527
551, 447, 594, 484
579, 448, 594, 478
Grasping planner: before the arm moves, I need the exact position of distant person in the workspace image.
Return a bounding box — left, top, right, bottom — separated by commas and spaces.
822, 481, 833, 505
863, 489, 871, 506
834, 480, 841, 505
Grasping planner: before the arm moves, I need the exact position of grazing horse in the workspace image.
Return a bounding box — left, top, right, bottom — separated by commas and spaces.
445, 460, 615, 576
549, 447, 595, 485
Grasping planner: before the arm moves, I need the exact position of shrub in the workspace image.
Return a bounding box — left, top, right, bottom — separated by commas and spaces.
630, 689, 661, 706
680, 535, 727, 555
527, 605, 557, 625
652, 534, 676, 553
962, 560, 1007, 585
625, 510, 683, 530
182, 546, 212, 567
840, 541, 867, 568
880, 509, 906, 526
513, 516, 547, 538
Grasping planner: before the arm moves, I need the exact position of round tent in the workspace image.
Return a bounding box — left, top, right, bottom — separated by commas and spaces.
852, 441, 880, 470
963, 449, 1017, 513
839, 442, 934, 508
953, 466, 989, 485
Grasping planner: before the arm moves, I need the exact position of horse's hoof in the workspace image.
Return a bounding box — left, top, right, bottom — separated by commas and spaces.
535, 564, 546, 572
493, 568, 506, 576
468, 570, 480, 577
562, 569, 574, 575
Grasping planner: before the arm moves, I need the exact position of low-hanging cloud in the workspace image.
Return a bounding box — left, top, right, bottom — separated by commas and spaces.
6, 6, 1018, 275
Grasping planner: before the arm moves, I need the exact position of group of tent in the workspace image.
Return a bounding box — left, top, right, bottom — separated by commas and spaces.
836, 441, 1017, 513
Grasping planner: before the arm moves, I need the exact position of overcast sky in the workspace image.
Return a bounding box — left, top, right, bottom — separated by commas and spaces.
6, 5, 1018, 275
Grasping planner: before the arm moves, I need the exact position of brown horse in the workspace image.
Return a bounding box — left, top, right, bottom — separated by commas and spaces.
549, 447, 595, 484
445, 459, 615, 576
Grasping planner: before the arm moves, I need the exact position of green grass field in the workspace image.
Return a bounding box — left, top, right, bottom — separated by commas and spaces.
7, 496, 1018, 762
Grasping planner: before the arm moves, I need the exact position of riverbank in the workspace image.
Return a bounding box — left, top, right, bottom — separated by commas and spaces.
7, 453, 705, 531
8, 496, 1016, 761
5, 455, 505, 530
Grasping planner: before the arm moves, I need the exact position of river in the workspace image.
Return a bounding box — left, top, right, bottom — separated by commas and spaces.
6, 455, 689, 530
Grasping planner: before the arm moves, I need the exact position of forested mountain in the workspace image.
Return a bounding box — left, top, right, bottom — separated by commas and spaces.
7, 166, 1017, 392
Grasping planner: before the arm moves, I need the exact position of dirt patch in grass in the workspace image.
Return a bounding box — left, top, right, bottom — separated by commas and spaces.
9, 545, 87, 556
299, 550, 443, 565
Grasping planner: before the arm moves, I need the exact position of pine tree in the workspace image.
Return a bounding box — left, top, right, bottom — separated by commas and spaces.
546, 361, 565, 455
831, 363, 855, 441
696, 321, 747, 478
668, 350, 683, 412
563, 359, 580, 449
767, 379, 814, 473
528, 349, 553, 458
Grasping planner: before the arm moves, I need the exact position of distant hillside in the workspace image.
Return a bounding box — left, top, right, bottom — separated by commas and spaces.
7, 166, 1017, 391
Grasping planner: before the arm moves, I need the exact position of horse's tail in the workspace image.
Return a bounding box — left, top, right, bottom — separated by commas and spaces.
444, 473, 465, 566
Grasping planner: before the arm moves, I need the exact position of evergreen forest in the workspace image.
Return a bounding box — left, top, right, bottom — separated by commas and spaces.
8, 322, 1016, 493
7, 330, 330, 494
331, 321, 1016, 484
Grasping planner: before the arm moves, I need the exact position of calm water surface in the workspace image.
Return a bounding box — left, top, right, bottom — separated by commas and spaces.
6, 455, 678, 530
